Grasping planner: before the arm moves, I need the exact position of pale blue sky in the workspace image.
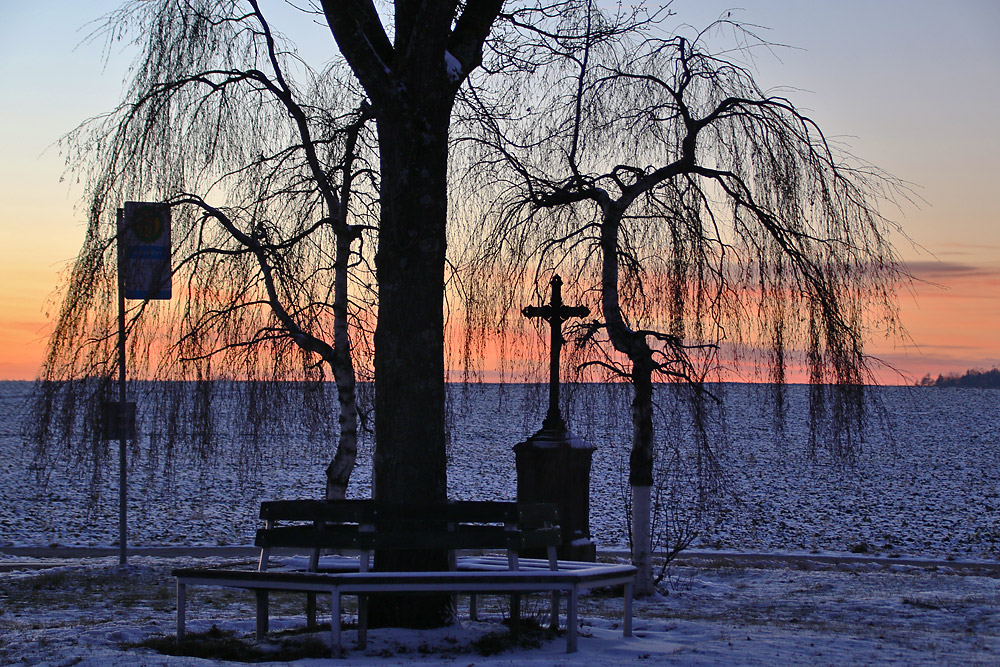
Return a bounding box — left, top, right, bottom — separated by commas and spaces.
0, 0, 997, 379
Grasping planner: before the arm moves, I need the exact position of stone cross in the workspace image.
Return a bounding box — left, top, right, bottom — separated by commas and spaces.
522, 274, 590, 431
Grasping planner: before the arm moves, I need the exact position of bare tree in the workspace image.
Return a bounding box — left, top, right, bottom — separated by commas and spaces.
36, 0, 912, 622
458, 6, 911, 594
36, 0, 509, 629
33, 1, 378, 500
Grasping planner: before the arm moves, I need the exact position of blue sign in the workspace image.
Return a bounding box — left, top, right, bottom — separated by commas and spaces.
119, 202, 171, 300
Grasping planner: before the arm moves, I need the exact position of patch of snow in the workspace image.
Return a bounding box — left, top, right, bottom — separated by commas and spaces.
0, 556, 997, 664
4, 383, 1000, 564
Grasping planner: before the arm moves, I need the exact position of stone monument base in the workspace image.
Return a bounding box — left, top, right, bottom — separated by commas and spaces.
513, 424, 596, 562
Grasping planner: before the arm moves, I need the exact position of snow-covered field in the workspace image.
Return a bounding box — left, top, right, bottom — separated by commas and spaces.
2, 381, 999, 664
1, 553, 998, 665
3, 382, 999, 562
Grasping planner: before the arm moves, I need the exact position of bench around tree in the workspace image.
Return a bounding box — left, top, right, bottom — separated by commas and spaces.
172, 499, 636, 656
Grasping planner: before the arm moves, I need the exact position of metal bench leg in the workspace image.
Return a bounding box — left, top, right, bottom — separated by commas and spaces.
255, 590, 269, 640
330, 590, 341, 658
510, 593, 521, 638
566, 586, 579, 653
176, 581, 186, 639
623, 581, 633, 637
358, 594, 368, 649
469, 593, 478, 621
306, 592, 317, 627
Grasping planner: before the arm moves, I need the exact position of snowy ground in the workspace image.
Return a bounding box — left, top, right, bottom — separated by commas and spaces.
4, 384, 1000, 563
3, 384, 999, 663
1, 553, 998, 665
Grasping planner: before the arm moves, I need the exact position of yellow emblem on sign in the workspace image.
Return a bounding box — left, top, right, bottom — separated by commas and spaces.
132, 205, 165, 243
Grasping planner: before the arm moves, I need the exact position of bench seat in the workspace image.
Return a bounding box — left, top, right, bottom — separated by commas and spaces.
172, 499, 636, 657
173, 558, 636, 654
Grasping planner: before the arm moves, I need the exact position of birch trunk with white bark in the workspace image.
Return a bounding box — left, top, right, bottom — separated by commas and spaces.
600, 202, 658, 595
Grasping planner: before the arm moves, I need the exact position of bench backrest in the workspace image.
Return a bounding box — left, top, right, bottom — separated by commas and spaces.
254, 500, 560, 571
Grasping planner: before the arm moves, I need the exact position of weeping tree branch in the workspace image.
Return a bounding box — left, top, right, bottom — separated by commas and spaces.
455, 8, 912, 594
32, 0, 379, 500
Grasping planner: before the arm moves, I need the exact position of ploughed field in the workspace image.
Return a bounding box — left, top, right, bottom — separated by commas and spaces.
2, 381, 998, 562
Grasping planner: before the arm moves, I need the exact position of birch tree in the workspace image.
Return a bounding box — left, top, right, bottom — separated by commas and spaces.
33, 1, 378, 499
36, 0, 506, 629
460, 8, 911, 594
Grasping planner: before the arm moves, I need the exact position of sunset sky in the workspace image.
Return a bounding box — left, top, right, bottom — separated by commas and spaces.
1, 0, 997, 383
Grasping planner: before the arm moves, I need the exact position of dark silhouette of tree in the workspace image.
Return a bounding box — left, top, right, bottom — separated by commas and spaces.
35, 0, 506, 629
320, 0, 506, 627
925, 368, 1000, 388
33, 0, 912, 615
457, 7, 911, 593
33, 1, 379, 502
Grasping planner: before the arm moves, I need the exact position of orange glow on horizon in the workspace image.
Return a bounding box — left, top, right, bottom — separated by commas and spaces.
5, 260, 997, 385
864, 261, 1000, 384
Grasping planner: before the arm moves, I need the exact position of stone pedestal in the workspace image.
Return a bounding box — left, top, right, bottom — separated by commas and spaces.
514, 425, 596, 562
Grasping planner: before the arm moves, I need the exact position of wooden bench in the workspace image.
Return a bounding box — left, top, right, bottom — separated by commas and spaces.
255, 499, 563, 636
172, 499, 636, 656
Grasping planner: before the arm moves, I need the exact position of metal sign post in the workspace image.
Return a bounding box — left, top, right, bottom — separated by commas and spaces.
116, 207, 128, 565
114, 202, 172, 565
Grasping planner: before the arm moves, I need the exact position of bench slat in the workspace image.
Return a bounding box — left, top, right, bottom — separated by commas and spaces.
257, 526, 557, 552
261, 500, 534, 525
255, 502, 562, 553
370, 501, 519, 524
363, 529, 514, 551
256, 525, 367, 550
259, 499, 375, 522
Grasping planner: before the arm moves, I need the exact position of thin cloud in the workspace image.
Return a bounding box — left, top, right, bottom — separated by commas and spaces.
934, 242, 1000, 254
904, 260, 1000, 281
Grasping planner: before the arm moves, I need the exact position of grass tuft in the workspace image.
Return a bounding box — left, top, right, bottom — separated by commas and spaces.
471, 618, 559, 656
130, 626, 332, 662
131, 617, 559, 661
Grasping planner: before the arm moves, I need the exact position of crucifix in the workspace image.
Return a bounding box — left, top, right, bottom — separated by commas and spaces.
522, 274, 590, 432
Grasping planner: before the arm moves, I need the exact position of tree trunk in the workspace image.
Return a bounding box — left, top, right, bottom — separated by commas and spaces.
600, 205, 658, 595
372, 102, 449, 505
325, 228, 361, 500
367, 98, 452, 628
320, 0, 503, 627
630, 361, 656, 596
632, 484, 652, 592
